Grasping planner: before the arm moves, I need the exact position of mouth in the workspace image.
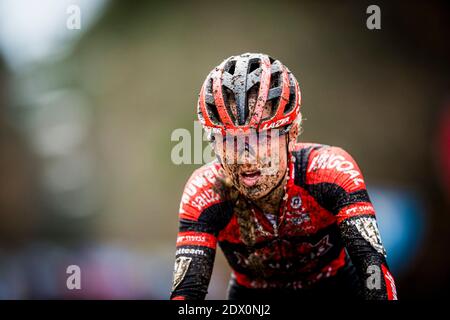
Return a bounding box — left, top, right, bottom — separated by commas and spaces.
239, 169, 261, 187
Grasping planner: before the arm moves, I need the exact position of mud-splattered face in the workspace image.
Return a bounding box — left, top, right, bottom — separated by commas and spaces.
214, 132, 288, 200
211, 89, 294, 200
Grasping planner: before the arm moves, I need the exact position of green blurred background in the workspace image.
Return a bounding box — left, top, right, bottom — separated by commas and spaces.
0, 0, 449, 299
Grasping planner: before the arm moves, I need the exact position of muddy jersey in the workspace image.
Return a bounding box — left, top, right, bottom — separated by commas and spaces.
170, 143, 397, 300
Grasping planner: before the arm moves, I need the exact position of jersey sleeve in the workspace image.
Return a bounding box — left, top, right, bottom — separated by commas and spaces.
306, 146, 397, 300
170, 164, 232, 300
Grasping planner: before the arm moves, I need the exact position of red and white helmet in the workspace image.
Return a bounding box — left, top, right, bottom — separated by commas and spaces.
197, 53, 301, 136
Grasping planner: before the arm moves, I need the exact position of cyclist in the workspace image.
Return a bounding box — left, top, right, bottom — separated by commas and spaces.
170, 53, 397, 300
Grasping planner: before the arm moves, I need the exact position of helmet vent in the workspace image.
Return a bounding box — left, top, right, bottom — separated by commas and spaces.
225, 60, 236, 75
270, 72, 281, 89
207, 78, 214, 94
283, 92, 296, 115
262, 97, 279, 121
206, 102, 221, 125
223, 86, 237, 124
248, 58, 260, 74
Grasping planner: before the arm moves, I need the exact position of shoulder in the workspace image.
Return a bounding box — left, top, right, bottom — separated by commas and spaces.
292, 143, 366, 192
183, 160, 224, 194
179, 160, 226, 221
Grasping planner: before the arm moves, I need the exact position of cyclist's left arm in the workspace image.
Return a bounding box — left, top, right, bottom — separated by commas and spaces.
306, 146, 398, 300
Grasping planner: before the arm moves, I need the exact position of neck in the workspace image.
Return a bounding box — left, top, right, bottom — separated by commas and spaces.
252, 168, 289, 215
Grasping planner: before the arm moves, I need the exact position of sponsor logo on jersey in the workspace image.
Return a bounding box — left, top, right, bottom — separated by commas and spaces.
336, 203, 376, 224
345, 205, 374, 215
190, 189, 221, 211
308, 152, 364, 186
382, 264, 398, 300
171, 256, 192, 291
290, 196, 302, 209
287, 212, 311, 226
346, 216, 386, 256
176, 248, 205, 256
176, 231, 217, 248
177, 234, 206, 244
180, 166, 222, 211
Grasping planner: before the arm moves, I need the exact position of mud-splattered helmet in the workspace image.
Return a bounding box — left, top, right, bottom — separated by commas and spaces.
197, 52, 301, 137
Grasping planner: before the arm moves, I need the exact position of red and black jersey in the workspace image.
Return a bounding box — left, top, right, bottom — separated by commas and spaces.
170, 143, 397, 300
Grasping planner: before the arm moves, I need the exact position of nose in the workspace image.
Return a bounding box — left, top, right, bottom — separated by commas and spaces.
236, 142, 257, 164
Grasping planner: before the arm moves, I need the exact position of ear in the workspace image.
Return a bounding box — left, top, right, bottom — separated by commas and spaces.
287, 122, 299, 152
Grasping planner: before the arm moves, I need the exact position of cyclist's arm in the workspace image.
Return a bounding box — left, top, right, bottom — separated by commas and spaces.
170, 165, 231, 300
170, 216, 217, 300
337, 208, 397, 300
306, 146, 397, 300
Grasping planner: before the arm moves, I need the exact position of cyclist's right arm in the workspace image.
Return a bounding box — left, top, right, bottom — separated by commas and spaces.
169, 165, 228, 300
169, 215, 217, 300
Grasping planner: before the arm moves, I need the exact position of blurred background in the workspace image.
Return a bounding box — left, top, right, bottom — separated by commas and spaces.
0, 0, 449, 299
